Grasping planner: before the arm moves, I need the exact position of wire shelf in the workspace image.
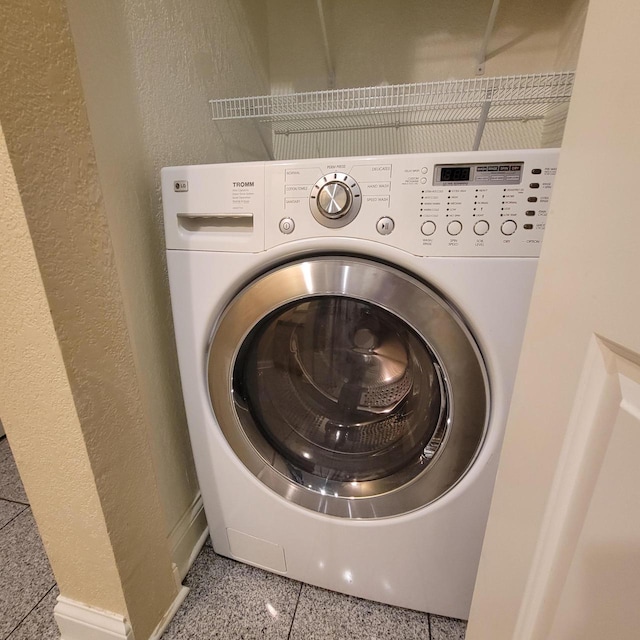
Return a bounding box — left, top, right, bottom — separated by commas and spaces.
210, 72, 575, 135
210, 72, 574, 158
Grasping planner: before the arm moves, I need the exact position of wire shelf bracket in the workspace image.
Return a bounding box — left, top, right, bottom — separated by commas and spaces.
316, 0, 335, 89
476, 0, 501, 76
473, 93, 493, 150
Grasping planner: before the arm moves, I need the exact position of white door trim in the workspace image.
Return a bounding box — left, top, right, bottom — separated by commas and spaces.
514, 336, 640, 639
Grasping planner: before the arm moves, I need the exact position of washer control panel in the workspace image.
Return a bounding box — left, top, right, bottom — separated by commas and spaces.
270, 150, 557, 257
161, 149, 558, 256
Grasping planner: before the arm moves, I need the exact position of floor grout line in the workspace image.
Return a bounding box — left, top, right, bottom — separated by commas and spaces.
4, 582, 57, 640
0, 504, 29, 534
428, 612, 433, 639
0, 436, 30, 507
0, 497, 29, 507
286, 581, 304, 640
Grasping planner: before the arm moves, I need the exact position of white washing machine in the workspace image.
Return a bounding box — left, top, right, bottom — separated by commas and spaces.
162, 150, 558, 620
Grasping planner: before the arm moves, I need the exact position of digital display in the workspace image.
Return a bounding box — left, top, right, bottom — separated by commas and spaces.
433, 162, 523, 186
440, 166, 471, 182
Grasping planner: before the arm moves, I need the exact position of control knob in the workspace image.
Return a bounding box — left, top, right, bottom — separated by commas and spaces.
310, 172, 362, 228
318, 182, 350, 218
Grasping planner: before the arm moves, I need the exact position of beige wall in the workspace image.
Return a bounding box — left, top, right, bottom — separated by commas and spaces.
0, 119, 129, 625
0, 0, 271, 632
64, 0, 271, 541
267, 0, 582, 93
0, 1, 178, 637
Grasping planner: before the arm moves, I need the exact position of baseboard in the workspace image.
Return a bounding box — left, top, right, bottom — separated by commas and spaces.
55, 586, 189, 640
168, 492, 209, 581
148, 586, 189, 640
53, 497, 205, 640
54, 596, 135, 640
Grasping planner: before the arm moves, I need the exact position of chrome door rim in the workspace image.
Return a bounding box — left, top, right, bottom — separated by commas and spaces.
208, 256, 489, 519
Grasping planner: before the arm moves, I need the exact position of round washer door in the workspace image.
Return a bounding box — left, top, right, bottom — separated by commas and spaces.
208, 257, 489, 518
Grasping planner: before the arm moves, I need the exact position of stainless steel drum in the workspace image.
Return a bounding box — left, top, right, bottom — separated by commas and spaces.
243, 297, 444, 482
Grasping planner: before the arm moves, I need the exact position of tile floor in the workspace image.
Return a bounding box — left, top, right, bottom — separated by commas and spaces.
0, 436, 59, 639
0, 434, 467, 639
163, 543, 467, 639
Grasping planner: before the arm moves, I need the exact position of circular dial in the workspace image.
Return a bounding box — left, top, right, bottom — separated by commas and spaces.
310, 173, 362, 228
318, 182, 350, 218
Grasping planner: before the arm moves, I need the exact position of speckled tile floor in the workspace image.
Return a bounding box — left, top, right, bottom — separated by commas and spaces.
0, 433, 466, 639
0, 436, 59, 640
164, 545, 467, 639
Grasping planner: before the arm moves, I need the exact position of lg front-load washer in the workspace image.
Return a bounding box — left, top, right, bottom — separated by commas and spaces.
162, 150, 558, 619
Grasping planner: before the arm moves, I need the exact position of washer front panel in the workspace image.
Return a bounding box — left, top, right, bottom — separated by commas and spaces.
208, 257, 489, 519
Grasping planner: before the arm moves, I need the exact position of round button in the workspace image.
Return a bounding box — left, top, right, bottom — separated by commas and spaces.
318, 182, 350, 218
421, 221, 436, 236
420, 177, 427, 184
474, 220, 490, 236
376, 217, 395, 235
501, 219, 517, 235
447, 220, 463, 236
279, 217, 295, 234
421, 167, 428, 174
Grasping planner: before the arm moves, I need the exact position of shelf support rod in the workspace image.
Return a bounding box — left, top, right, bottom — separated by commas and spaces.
476, 0, 500, 75
316, 0, 336, 88
472, 95, 492, 150
253, 121, 274, 160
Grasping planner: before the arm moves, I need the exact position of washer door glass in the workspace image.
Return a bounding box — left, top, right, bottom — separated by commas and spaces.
208, 257, 488, 519
237, 297, 445, 484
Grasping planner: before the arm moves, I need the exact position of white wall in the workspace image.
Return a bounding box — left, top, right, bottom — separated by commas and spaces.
266, 0, 585, 157
267, 0, 582, 93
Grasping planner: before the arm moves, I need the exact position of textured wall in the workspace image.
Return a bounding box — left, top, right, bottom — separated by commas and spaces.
0, 2, 178, 637
0, 120, 129, 625
64, 0, 271, 538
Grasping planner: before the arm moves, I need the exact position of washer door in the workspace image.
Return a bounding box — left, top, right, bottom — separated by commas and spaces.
208, 257, 488, 518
